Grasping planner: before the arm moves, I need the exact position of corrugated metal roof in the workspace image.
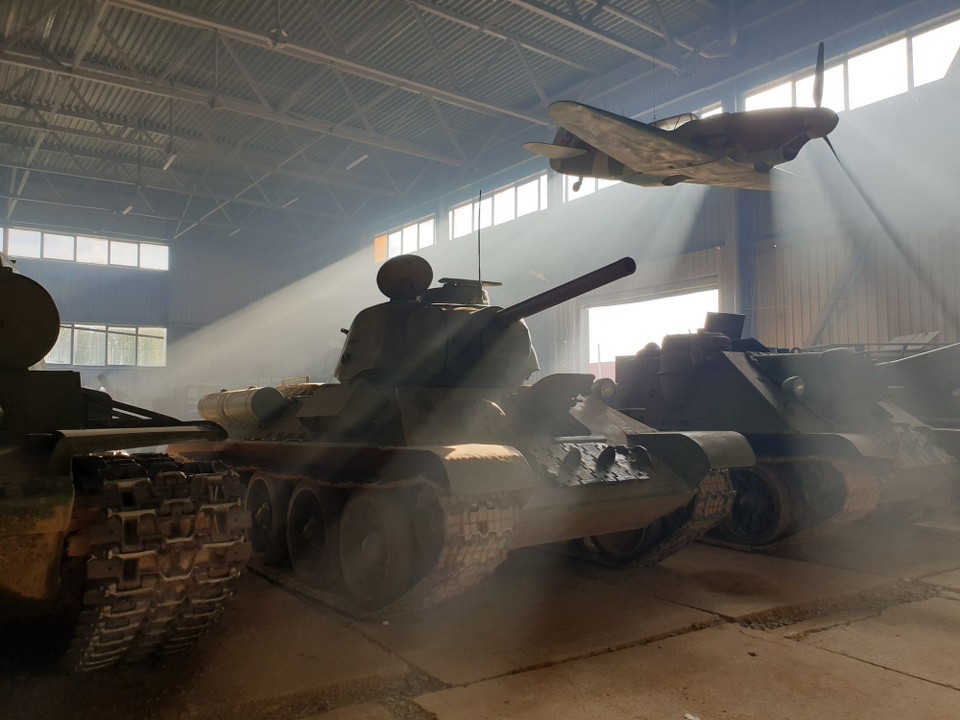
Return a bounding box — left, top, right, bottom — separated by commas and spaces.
0, 0, 932, 248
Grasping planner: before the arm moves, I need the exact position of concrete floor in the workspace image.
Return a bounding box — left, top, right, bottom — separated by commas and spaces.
3, 511, 960, 720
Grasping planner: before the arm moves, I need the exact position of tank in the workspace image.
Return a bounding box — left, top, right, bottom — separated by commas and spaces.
173, 256, 755, 612
609, 312, 957, 549
0, 256, 250, 670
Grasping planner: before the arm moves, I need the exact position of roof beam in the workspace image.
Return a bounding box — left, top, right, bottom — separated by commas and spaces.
0, 99, 400, 197
72, 1, 107, 70
406, 0, 597, 74
105, 0, 549, 127
505, 0, 680, 71
0, 137, 345, 219
0, 48, 466, 166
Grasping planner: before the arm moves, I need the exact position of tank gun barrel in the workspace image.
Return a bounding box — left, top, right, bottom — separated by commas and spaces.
495, 257, 636, 326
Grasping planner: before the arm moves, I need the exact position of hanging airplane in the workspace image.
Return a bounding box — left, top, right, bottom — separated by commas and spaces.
524, 43, 838, 191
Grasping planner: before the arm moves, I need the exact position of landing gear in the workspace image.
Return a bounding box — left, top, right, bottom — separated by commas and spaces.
286, 481, 342, 588
245, 473, 291, 564
339, 490, 416, 609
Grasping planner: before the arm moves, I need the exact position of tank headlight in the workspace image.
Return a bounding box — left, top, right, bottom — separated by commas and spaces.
782, 375, 806, 397
592, 377, 617, 402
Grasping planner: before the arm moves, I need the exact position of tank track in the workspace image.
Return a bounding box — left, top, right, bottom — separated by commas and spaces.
64, 454, 250, 671
257, 477, 522, 618
706, 458, 881, 552
579, 470, 736, 567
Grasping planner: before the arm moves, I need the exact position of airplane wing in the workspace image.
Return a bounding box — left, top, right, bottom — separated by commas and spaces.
548, 101, 721, 174
522, 142, 587, 160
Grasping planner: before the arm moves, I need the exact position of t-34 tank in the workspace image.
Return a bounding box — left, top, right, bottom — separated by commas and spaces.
0, 257, 250, 670
176, 256, 754, 611
610, 312, 956, 550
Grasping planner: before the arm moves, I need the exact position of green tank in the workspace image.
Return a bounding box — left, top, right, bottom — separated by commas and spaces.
0, 256, 250, 670
173, 256, 755, 611
609, 313, 956, 549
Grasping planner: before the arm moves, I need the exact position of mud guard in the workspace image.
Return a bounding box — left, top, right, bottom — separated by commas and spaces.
745, 432, 894, 464
628, 431, 756, 487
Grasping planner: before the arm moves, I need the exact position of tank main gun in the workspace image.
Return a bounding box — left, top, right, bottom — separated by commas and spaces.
495, 256, 636, 326
336, 255, 638, 387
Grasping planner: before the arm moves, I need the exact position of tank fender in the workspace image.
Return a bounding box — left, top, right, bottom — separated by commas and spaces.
627, 431, 755, 486
428, 443, 538, 496
45, 424, 226, 475
747, 432, 894, 462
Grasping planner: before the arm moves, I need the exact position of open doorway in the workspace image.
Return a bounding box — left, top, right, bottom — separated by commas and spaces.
587, 288, 719, 379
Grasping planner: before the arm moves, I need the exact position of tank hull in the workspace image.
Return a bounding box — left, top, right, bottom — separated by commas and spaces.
612, 341, 957, 549
174, 380, 754, 613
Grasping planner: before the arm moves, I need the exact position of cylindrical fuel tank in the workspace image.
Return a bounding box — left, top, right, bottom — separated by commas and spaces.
198, 386, 288, 427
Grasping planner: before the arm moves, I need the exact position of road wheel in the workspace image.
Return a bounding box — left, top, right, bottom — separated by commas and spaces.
246, 473, 291, 564
339, 490, 415, 609
712, 464, 794, 547
591, 518, 666, 565
286, 481, 343, 588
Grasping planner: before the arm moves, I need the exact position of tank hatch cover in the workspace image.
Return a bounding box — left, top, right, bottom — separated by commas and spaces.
0, 269, 61, 369
377, 254, 433, 301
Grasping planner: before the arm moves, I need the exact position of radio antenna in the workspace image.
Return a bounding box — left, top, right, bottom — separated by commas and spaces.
476, 189, 482, 292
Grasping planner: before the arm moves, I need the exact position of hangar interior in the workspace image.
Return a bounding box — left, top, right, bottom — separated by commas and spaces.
3, 0, 958, 410
4, 0, 960, 717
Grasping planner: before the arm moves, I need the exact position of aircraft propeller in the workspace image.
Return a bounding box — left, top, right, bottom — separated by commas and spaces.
813, 41, 825, 110
812, 41, 844, 165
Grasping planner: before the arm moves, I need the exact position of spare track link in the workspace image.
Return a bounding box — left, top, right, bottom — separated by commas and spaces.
582, 470, 736, 568
66, 454, 250, 671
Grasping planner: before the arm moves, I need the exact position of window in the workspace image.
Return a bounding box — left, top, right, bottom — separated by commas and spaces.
587, 289, 719, 377
109, 240, 139, 267
698, 103, 723, 118
77, 236, 109, 264
3, 228, 168, 270
139, 243, 169, 270
449, 173, 547, 240
374, 215, 436, 261
73, 325, 107, 366
745, 81, 793, 111
45, 324, 168, 367
848, 39, 907, 109
493, 187, 515, 225
43, 234, 74, 261
913, 18, 960, 87
741, 15, 960, 114
7, 228, 41, 258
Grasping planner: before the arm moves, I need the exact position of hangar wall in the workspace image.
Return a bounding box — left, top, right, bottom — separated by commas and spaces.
749, 75, 960, 349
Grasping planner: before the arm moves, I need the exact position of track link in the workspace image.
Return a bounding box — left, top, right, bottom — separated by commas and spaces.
579, 470, 736, 567
65, 454, 250, 671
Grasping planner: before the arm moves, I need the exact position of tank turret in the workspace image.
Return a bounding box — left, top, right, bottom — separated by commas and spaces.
336, 255, 636, 388
179, 257, 755, 612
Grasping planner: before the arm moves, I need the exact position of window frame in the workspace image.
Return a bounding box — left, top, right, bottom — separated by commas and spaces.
45, 323, 168, 367
2, 227, 169, 271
